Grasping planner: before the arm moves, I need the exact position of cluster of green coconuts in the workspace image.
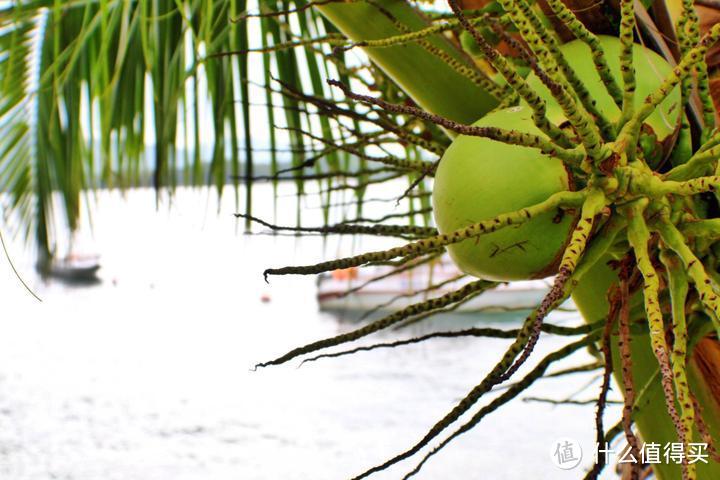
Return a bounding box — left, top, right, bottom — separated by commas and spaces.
433, 35, 682, 281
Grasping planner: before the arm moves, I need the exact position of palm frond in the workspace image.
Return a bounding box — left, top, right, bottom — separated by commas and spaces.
0, 0, 502, 262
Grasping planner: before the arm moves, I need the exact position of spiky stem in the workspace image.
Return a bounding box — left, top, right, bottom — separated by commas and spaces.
301, 320, 603, 365
235, 213, 437, 239
660, 248, 695, 480
617, 268, 642, 480
328, 79, 586, 163
625, 201, 686, 461
505, 0, 616, 139
620, 24, 720, 142
502, 189, 606, 381
255, 279, 494, 368
618, 0, 636, 127
263, 189, 585, 279
446, 0, 571, 146
403, 332, 602, 479
541, 0, 623, 106
655, 218, 720, 337
495, 0, 610, 158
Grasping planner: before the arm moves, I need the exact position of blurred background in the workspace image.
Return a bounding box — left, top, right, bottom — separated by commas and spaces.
0, 181, 622, 479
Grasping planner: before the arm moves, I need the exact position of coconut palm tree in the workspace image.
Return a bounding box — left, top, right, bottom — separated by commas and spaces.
2, 1, 720, 479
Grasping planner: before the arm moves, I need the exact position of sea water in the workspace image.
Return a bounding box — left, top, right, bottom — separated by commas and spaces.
0, 182, 622, 479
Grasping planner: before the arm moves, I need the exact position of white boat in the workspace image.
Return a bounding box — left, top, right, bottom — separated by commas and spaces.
317, 258, 568, 315
38, 230, 101, 282
39, 252, 101, 282
47, 254, 100, 281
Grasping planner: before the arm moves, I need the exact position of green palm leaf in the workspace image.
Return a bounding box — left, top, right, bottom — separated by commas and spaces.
1, 0, 499, 262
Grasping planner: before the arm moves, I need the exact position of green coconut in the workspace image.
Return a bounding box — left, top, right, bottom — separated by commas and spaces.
525, 36, 682, 157
432, 105, 576, 281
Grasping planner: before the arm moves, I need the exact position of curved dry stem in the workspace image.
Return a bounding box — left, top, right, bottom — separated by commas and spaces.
213, 34, 347, 55
270, 77, 447, 156
617, 266, 643, 480
333, 252, 445, 301
501, 189, 606, 381
403, 332, 601, 479
349, 307, 552, 479
546, 361, 604, 378
328, 79, 585, 164
587, 297, 619, 480
234, 0, 350, 20
235, 213, 437, 239
255, 279, 494, 368
392, 288, 488, 329
263, 189, 585, 280
301, 321, 602, 365
357, 273, 466, 321
348, 215, 625, 479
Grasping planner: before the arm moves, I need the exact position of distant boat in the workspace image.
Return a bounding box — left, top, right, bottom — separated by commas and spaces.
317, 258, 568, 315
36, 229, 101, 283
37, 252, 101, 283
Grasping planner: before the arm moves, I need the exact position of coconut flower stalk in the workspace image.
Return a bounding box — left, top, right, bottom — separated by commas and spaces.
4, 0, 720, 479
249, 1, 720, 478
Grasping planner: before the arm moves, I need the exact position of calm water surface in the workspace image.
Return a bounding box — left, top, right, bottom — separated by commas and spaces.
0, 184, 621, 479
